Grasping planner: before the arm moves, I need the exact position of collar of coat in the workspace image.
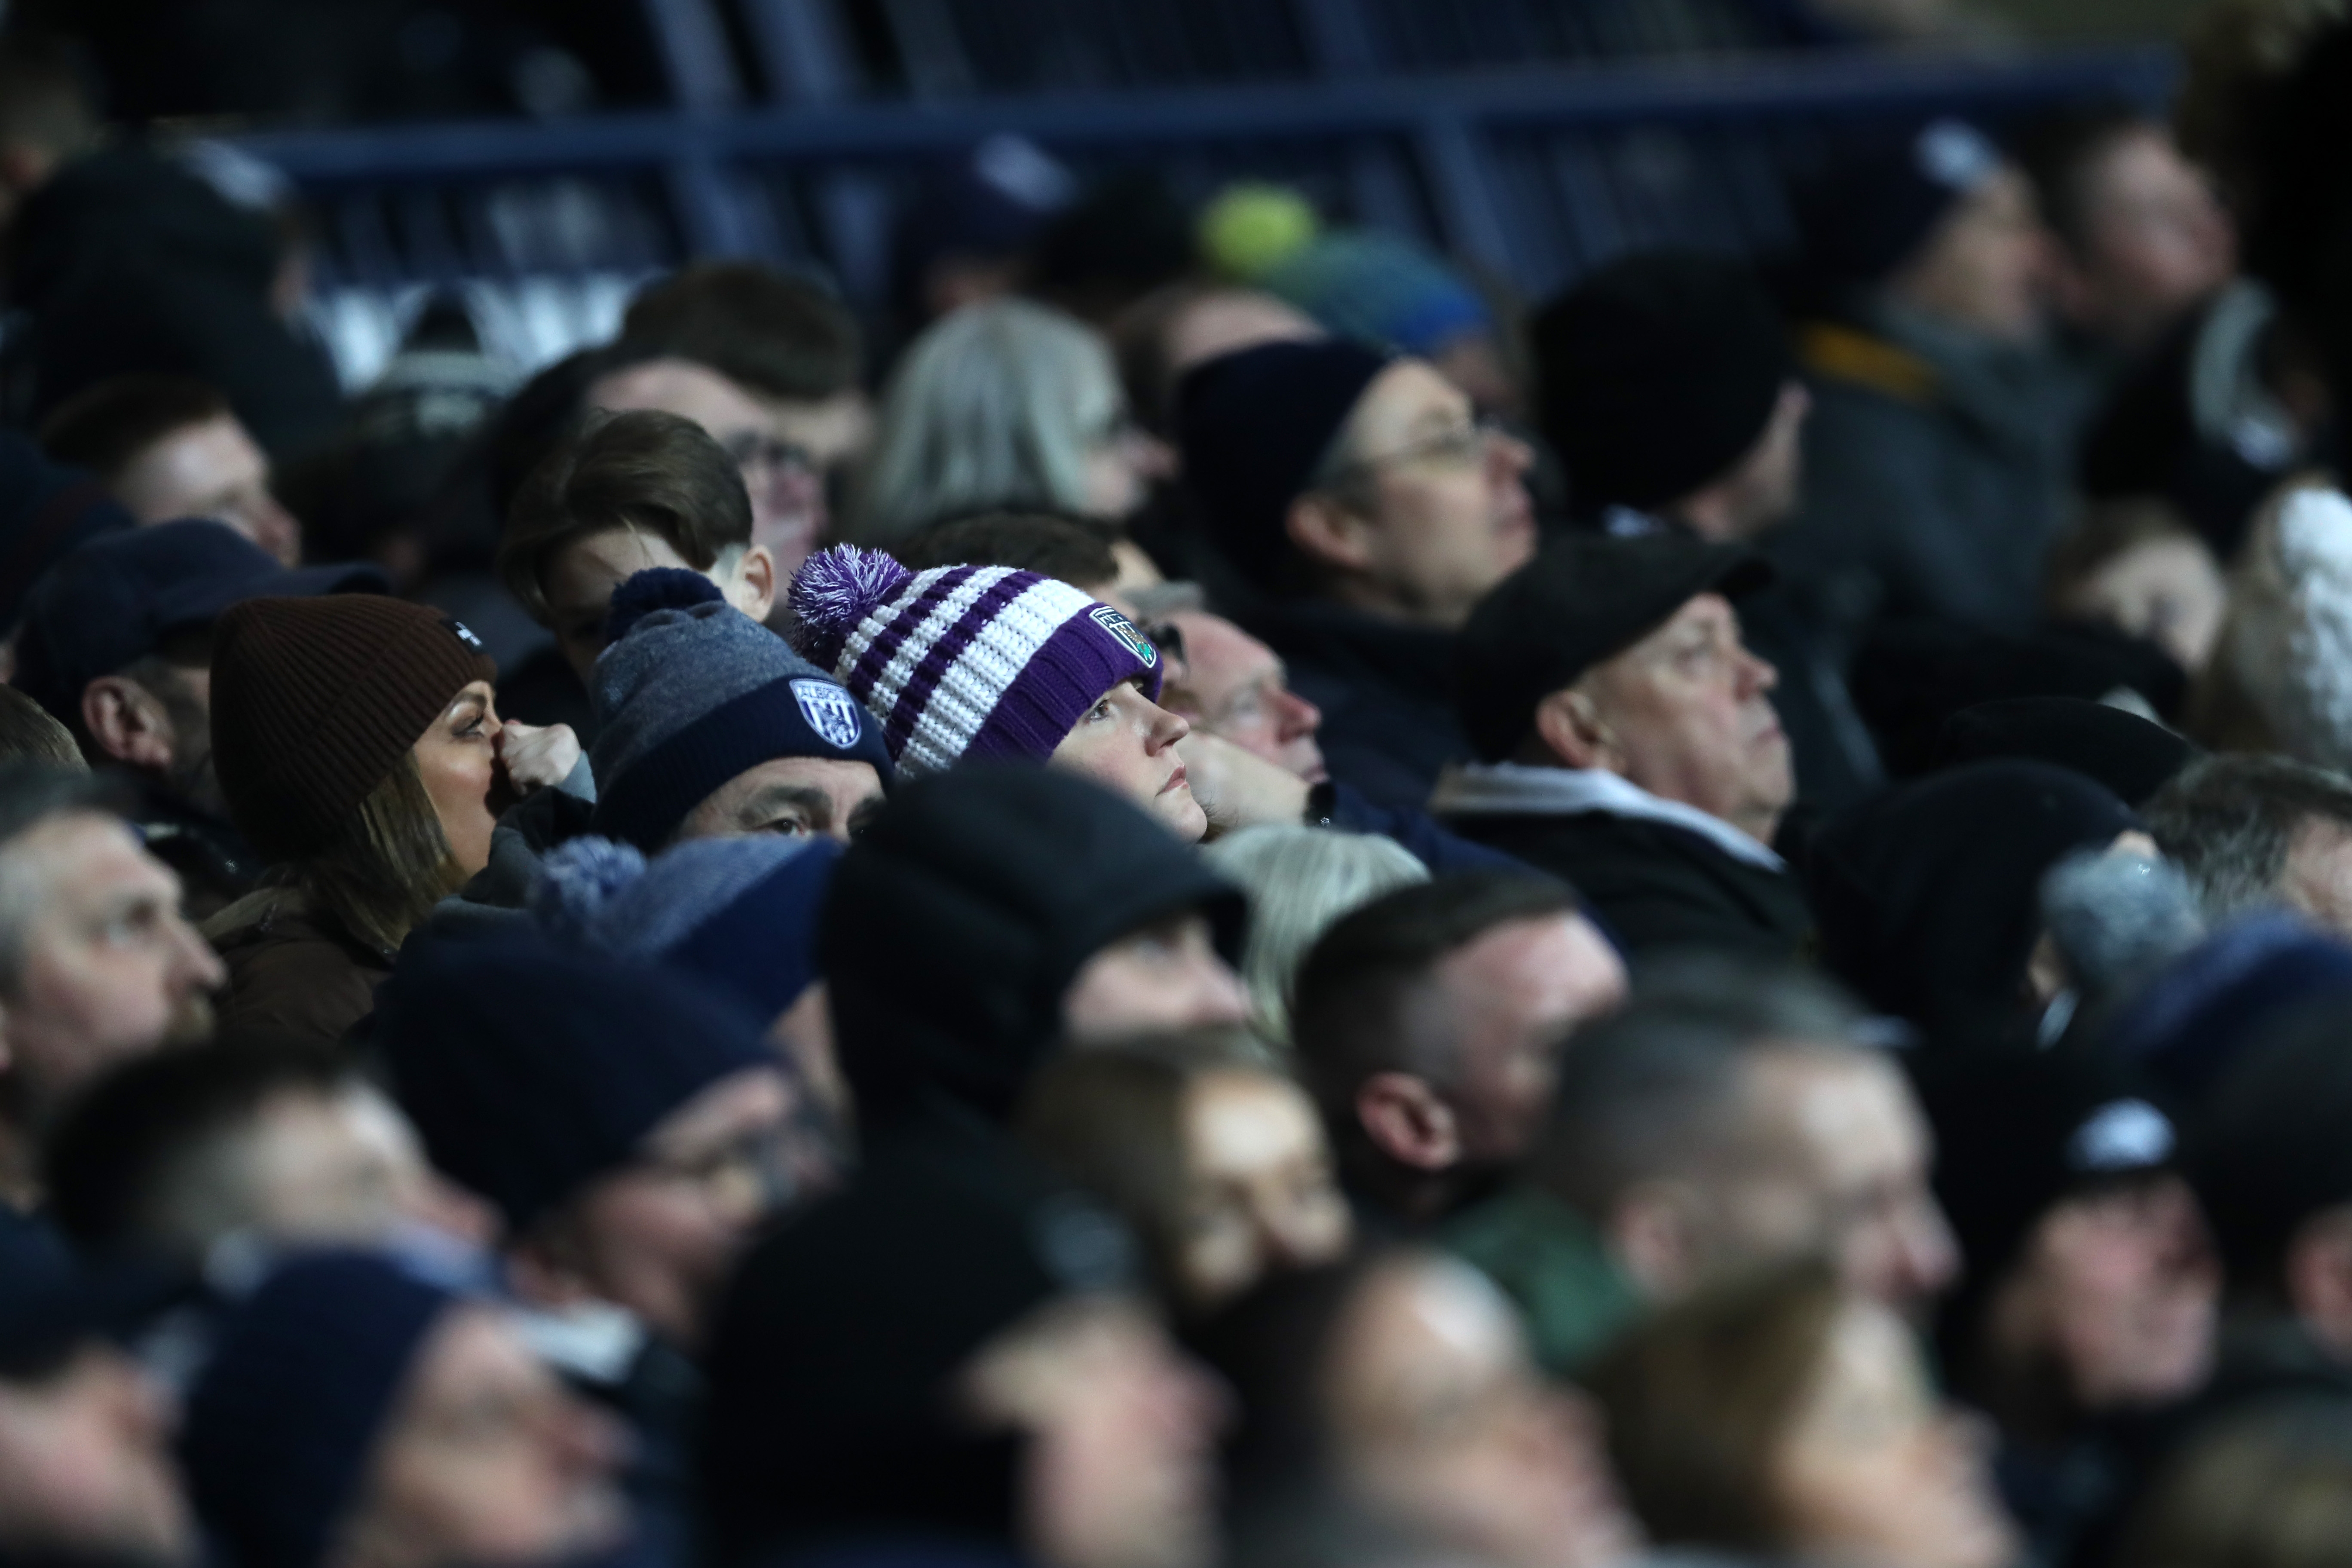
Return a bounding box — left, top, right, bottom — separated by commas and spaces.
1428, 761, 1786, 873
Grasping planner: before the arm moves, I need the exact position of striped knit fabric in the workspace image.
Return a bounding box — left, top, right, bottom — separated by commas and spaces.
789, 545, 1163, 778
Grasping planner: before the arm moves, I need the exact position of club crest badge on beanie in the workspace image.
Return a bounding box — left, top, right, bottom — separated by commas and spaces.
1088, 604, 1157, 666
791, 678, 869, 751
787, 544, 1166, 778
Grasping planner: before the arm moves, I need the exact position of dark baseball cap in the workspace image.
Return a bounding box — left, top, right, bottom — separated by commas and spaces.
14, 520, 385, 726
1457, 531, 1773, 763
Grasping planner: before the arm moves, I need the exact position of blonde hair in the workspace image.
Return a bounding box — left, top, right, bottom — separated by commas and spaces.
854, 299, 1125, 543
1201, 825, 1428, 1049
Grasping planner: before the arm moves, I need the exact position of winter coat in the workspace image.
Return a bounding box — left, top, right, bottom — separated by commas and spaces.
202, 887, 389, 1047
1778, 300, 2079, 633
1242, 600, 1471, 812
1433, 763, 1811, 959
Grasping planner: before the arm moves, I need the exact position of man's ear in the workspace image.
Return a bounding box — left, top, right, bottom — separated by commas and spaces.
2286, 1205, 2352, 1361
1532, 686, 1613, 772
80, 676, 175, 771
1604, 1179, 1702, 1299
1285, 492, 1375, 577
1355, 1071, 1462, 1173
733, 544, 779, 624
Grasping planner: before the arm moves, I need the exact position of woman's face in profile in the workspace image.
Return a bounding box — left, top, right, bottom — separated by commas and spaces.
1767, 1299, 2018, 1568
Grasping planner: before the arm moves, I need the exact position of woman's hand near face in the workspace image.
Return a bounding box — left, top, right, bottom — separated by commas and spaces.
496, 722, 582, 796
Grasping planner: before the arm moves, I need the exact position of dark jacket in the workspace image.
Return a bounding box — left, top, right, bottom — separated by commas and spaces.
117, 773, 259, 923
1433, 766, 1810, 959
1313, 780, 1524, 876
6, 143, 343, 456
202, 888, 389, 1047
1779, 301, 2079, 633
1242, 600, 1468, 811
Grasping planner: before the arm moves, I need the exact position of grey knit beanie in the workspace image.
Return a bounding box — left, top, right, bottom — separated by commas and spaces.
589, 570, 894, 849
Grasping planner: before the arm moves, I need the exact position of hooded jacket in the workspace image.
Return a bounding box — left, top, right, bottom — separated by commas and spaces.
821, 766, 1243, 1129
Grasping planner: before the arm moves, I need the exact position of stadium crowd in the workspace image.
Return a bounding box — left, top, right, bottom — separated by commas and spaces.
9, 9, 2352, 1568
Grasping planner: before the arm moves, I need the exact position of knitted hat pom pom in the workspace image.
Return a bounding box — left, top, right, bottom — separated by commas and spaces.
790, 545, 913, 668
531, 836, 651, 944
606, 567, 727, 646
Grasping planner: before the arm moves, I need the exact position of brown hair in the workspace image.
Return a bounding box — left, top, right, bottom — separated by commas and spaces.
38, 374, 232, 482
894, 509, 1124, 593
0, 684, 85, 772
275, 753, 467, 956
621, 263, 862, 401
1584, 1257, 1847, 1554
499, 409, 755, 625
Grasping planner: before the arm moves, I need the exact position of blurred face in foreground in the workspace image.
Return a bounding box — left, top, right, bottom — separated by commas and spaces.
0, 812, 222, 1133
1063, 913, 1250, 1045
337, 1305, 627, 1568
0, 1345, 191, 1566
515, 1066, 815, 1352
962, 1295, 1226, 1568
1769, 1298, 2017, 1568
1323, 1254, 1642, 1568
1173, 1068, 1353, 1312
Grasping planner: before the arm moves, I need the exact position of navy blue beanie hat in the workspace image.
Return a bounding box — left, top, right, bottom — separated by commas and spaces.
181, 1250, 456, 1568
590, 569, 894, 851
376, 928, 773, 1233
1175, 339, 1392, 592
2098, 914, 2352, 1096
1796, 117, 2006, 291
531, 833, 839, 1021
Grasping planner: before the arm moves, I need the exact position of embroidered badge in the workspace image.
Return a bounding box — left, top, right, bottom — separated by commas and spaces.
791, 678, 867, 750
445, 619, 485, 650
1088, 604, 1157, 667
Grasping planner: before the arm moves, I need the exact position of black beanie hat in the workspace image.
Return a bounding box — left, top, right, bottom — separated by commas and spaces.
821, 766, 1245, 1127
1934, 697, 2199, 808
1532, 251, 1793, 517
181, 1250, 456, 1568
1809, 761, 2136, 1039
1174, 339, 1392, 592
1916, 1049, 2177, 1366
704, 1118, 1134, 1564
1457, 532, 1773, 762
2190, 995, 2352, 1292
376, 929, 772, 1233
1795, 117, 2006, 291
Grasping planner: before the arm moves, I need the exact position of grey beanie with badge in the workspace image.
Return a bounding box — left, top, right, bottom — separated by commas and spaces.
589, 569, 894, 850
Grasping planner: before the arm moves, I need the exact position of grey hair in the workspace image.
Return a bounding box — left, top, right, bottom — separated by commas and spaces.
0, 765, 122, 992
2143, 753, 2352, 919
1201, 825, 1428, 1050
853, 298, 1124, 544
1535, 959, 1868, 1219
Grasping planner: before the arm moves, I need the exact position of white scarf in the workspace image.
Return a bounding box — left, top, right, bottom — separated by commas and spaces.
1429, 762, 1786, 873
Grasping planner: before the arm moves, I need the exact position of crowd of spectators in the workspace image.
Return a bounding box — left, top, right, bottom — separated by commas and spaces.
12, 9, 2352, 1568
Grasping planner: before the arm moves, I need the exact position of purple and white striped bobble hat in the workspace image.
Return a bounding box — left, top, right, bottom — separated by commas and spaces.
786, 543, 1163, 778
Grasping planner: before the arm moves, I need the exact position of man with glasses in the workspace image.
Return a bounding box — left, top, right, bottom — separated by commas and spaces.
377, 933, 837, 1568
1176, 340, 1539, 810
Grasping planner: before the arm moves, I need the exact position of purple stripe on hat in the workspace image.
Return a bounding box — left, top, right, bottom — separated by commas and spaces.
964, 607, 1163, 764
845, 564, 979, 699
883, 570, 1037, 756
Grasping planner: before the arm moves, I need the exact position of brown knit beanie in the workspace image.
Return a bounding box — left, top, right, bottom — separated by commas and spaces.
211, 597, 497, 863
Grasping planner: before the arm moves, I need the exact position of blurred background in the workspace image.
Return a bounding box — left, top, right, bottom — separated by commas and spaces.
1, 0, 2201, 392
